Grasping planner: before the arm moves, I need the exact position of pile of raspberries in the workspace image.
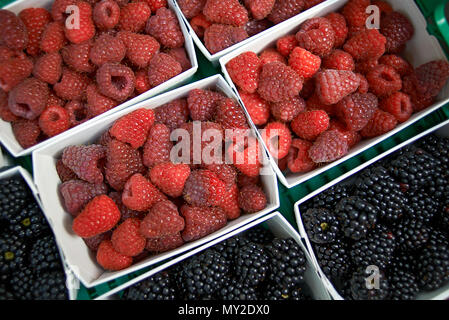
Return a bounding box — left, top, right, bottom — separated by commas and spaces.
226, 0, 449, 175
55, 89, 268, 271
177, 0, 326, 54
0, 0, 191, 150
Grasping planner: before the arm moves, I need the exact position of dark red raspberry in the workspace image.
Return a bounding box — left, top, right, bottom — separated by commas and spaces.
227, 136, 261, 177
183, 169, 226, 207
203, 0, 248, 27
356, 73, 369, 94
0, 54, 33, 92
84, 231, 112, 252
288, 47, 321, 79
308, 130, 349, 163
145, 233, 184, 253
0, 90, 18, 122
96, 63, 136, 101
239, 91, 270, 126
62, 144, 106, 184
259, 48, 286, 66
134, 69, 151, 94
62, 40, 96, 73
122, 173, 166, 211
187, 88, 224, 121
355, 58, 379, 75
238, 184, 267, 213
64, 1, 96, 44
180, 205, 227, 242
167, 47, 191, 72
380, 11, 414, 54
65, 100, 90, 127
118, 2, 151, 33
360, 109, 398, 138
110, 108, 155, 149
11, 119, 42, 149
56, 159, 78, 182
402, 73, 435, 113
326, 12, 348, 48
147, 53, 182, 87
149, 163, 191, 198
38, 105, 70, 137
143, 123, 172, 167
0, 46, 19, 63
97, 240, 132, 271
190, 13, 211, 38
109, 191, 145, 222
276, 35, 297, 57
335, 93, 378, 131
287, 139, 316, 173
415, 60, 449, 98
341, 0, 370, 28
143, 0, 167, 11
202, 163, 237, 188
270, 96, 306, 123
261, 122, 292, 160
178, 0, 206, 19
343, 29, 386, 61
155, 98, 189, 130
372, 0, 393, 16
315, 69, 360, 105
86, 84, 118, 118
329, 119, 361, 148
267, 0, 305, 24
237, 172, 259, 188
244, 0, 276, 20
19, 8, 52, 57
60, 179, 108, 216
291, 110, 330, 141
8, 78, 49, 120
379, 54, 413, 77
140, 200, 185, 238
296, 17, 335, 57
227, 52, 261, 94
366, 64, 402, 97
215, 98, 249, 130
306, 93, 336, 116
51, 0, 76, 21
204, 24, 248, 54
93, 0, 120, 30
146, 7, 184, 49
111, 218, 146, 257
90, 34, 126, 66
46, 91, 65, 107
54, 68, 91, 100
33, 52, 63, 85
379, 91, 413, 123
322, 49, 355, 71
0, 9, 28, 51
218, 183, 240, 220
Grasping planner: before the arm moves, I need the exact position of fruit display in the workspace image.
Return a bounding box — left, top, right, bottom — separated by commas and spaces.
225, 0, 449, 177
299, 133, 449, 300
0, 0, 192, 151
177, 0, 326, 55
0, 173, 68, 300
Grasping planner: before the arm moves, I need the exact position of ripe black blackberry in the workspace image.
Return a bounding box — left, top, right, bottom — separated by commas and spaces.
265, 238, 307, 290
0, 285, 14, 300
394, 218, 430, 252
219, 277, 258, 300
436, 198, 449, 233
31, 270, 68, 300
263, 282, 308, 300
124, 272, 177, 300
303, 208, 340, 244
335, 196, 377, 241
315, 238, 352, 280
425, 173, 448, 200
0, 233, 27, 274
405, 191, 439, 224
29, 235, 63, 273
417, 134, 449, 170
350, 267, 390, 300
234, 241, 269, 287
243, 226, 274, 245
9, 267, 35, 300
8, 202, 50, 239
390, 253, 417, 275
0, 177, 31, 222
388, 269, 419, 300
301, 184, 351, 212
213, 236, 249, 273
355, 166, 408, 222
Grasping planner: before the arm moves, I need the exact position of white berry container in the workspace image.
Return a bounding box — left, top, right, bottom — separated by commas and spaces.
219, 0, 449, 189
0, 0, 198, 158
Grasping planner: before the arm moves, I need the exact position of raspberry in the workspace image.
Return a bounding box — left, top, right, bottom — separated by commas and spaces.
379, 92, 412, 123
288, 47, 321, 79
322, 49, 355, 71
143, 123, 172, 167
227, 136, 261, 177
146, 8, 184, 49
142, 0, 167, 12
147, 53, 182, 87
62, 40, 96, 73
47, 91, 65, 107
306, 93, 336, 116
154, 98, 189, 130
267, 0, 305, 24
329, 119, 361, 148
122, 173, 166, 211
287, 139, 315, 173
343, 29, 386, 61
372, 0, 393, 15
86, 84, 118, 117
366, 64, 402, 97
0, 90, 18, 122
238, 184, 267, 213
271, 96, 305, 123
183, 169, 226, 207
167, 47, 192, 72
65, 100, 90, 127
291, 110, 330, 141
134, 69, 151, 94
19, 8, 52, 56
415, 60, 449, 98
380, 12, 414, 54
276, 35, 298, 57
402, 74, 435, 113
111, 218, 146, 256
55, 159, 77, 182
51, 0, 76, 21
303, 0, 324, 9
202, 163, 237, 187
96, 63, 135, 101
145, 233, 184, 253
84, 231, 111, 252
109, 192, 144, 222
257, 62, 303, 103
180, 205, 227, 242
360, 109, 398, 138
308, 130, 349, 163
11, 119, 41, 149
0, 45, 18, 63
215, 98, 249, 130
62, 144, 106, 184
0, 10, 28, 51
244, 0, 276, 20
261, 122, 292, 159
325, 12, 348, 48
203, 0, 248, 27
64, 1, 96, 44
341, 0, 370, 28
118, 2, 151, 33
218, 183, 240, 220
356, 73, 369, 93
244, 19, 270, 37
355, 58, 379, 75
54, 68, 91, 100
187, 88, 224, 121
73, 195, 121, 238
378, 55, 413, 77
149, 163, 191, 198
90, 34, 126, 66
237, 172, 259, 187
178, 0, 206, 19
296, 17, 335, 57
204, 24, 248, 54
93, 0, 120, 30
38, 105, 70, 137
110, 108, 155, 149
59, 179, 108, 216
239, 91, 270, 126
33, 52, 63, 85
105, 139, 146, 190
315, 69, 360, 105
140, 200, 185, 238
259, 48, 286, 66
97, 240, 133, 271
8, 78, 49, 120
190, 13, 211, 38
335, 92, 378, 131
226, 52, 261, 94
0, 54, 33, 92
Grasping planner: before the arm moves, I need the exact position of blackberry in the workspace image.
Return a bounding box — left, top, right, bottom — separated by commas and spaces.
350, 267, 390, 300
315, 238, 352, 280
390, 253, 417, 275
417, 134, 449, 170
435, 198, 449, 233
213, 236, 249, 273
355, 166, 408, 222
235, 241, 269, 287
9, 267, 35, 300
301, 184, 351, 212
243, 226, 274, 245
394, 219, 430, 252
303, 208, 340, 244
405, 191, 439, 224
388, 269, 419, 300
265, 238, 307, 290
263, 282, 308, 300
425, 173, 448, 201
0, 177, 30, 222
219, 277, 258, 300
31, 270, 68, 300
29, 235, 63, 273
0, 233, 27, 274
0, 285, 14, 300
124, 272, 177, 300
7, 202, 50, 239
335, 196, 377, 241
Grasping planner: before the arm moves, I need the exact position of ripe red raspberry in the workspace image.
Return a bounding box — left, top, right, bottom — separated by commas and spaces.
149, 163, 191, 198
344, 29, 386, 61
96, 63, 136, 101
51, 0, 76, 21
54, 68, 91, 100
0, 9, 28, 51
145, 233, 184, 253
335, 92, 378, 131
379, 55, 413, 77
238, 184, 267, 213
47, 91, 65, 107
118, 2, 151, 33
33, 52, 63, 85
296, 17, 335, 57
65, 100, 89, 127
415, 60, 449, 98
270, 96, 305, 123
366, 64, 402, 97
227, 52, 261, 94
372, 0, 393, 16
215, 98, 249, 130
291, 110, 330, 141
202, 163, 237, 187
140, 200, 185, 238
38, 105, 70, 137
11, 119, 42, 149
62, 40, 96, 73
190, 13, 211, 38
111, 218, 146, 256
204, 24, 248, 54
360, 109, 398, 138
402, 73, 435, 113
86, 84, 118, 117
56, 159, 78, 182
0, 54, 33, 92
261, 122, 292, 159
110, 108, 154, 149
135, 69, 151, 94
183, 169, 226, 207
122, 173, 166, 211
306, 93, 336, 116
8, 78, 49, 120
258, 62, 303, 103
309, 130, 349, 163
380, 12, 414, 54
0, 46, 18, 63
106, 139, 146, 191
355, 58, 378, 76
239, 91, 270, 126
237, 172, 259, 188
59, 179, 108, 216
356, 73, 369, 94
93, 0, 120, 30
267, 0, 305, 24
178, 0, 206, 19
109, 191, 145, 222
143, 123, 172, 167
0, 90, 18, 122
342, 0, 370, 28
227, 136, 261, 177
147, 53, 182, 87
218, 183, 241, 220
325, 12, 348, 48
167, 47, 192, 72
62, 144, 106, 184
276, 35, 298, 57
259, 48, 286, 66
244, 16, 271, 36
97, 240, 133, 271
84, 232, 112, 252
90, 34, 126, 66
187, 88, 224, 121
73, 195, 121, 238
154, 98, 189, 130
142, 0, 168, 12
180, 205, 227, 242
322, 49, 355, 71
64, 1, 96, 44
288, 47, 321, 79
19, 8, 52, 56
380, 92, 412, 123
203, 0, 248, 27
287, 139, 315, 173
329, 119, 361, 148
315, 69, 360, 105
244, 0, 276, 20
146, 7, 184, 49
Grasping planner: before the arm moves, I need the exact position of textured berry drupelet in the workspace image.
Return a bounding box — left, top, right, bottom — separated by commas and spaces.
394, 219, 430, 252
0, 234, 27, 274
388, 269, 419, 300
219, 277, 258, 300
303, 208, 340, 244
405, 191, 439, 224
234, 241, 269, 287
417, 134, 449, 171
7, 202, 50, 239
350, 267, 390, 300
146, 7, 184, 49
124, 272, 177, 300
62, 144, 106, 184
29, 235, 63, 273
204, 24, 248, 54
0, 177, 31, 222
243, 226, 274, 245
336, 196, 377, 241
301, 184, 351, 213
31, 270, 68, 300
9, 267, 35, 300
308, 130, 350, 164
296, 17, 335, 57
315, 238, 352, 280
